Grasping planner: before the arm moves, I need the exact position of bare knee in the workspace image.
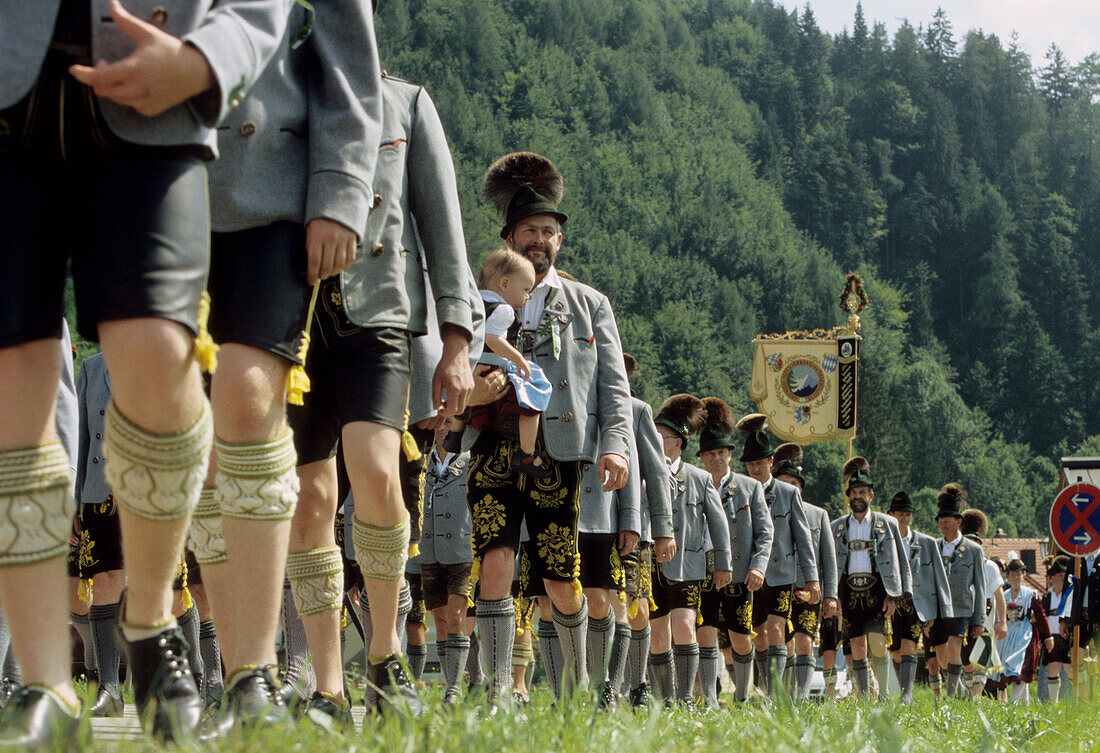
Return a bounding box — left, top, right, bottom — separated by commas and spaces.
584, 588, 610, 619
290, 460, 338, 550
209, 345, 290, 441
478, 547, 514, 601
730, 633, 753, 655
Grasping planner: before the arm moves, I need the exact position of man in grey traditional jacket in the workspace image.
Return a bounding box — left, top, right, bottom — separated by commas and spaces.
887, 491, 952, 703
194, 0, 384, 730
930, 483, 986, 698
773, 445, 837, 702
740, 421, 819, 697
467, 153, 632, 705
0, 0, 292, 744
830, 470, 910, 700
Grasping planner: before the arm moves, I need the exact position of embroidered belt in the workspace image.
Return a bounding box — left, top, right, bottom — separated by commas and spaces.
845, 573, 878, 592
849, 539, 874, 552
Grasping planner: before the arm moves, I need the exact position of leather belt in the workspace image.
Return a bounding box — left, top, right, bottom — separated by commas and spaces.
849, 539, 874, 552
845, 573, 878, 592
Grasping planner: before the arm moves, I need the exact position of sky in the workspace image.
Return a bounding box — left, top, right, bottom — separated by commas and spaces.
779, 1, 1099, 67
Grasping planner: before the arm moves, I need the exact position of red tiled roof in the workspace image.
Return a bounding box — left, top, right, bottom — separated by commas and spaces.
983, 538, 1048, 592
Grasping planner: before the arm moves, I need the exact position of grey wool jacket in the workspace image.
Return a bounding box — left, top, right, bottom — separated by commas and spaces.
209, 0, 382, 236
577, 451, 637, 536
831, 511, 912, 598
937, 534, 987, 627
661, 461, 731, 582
418, 451, 473, 566
338, 76, 473, 339
464, 277, 633, 464
906, 529, 954, 622
2, 0, 294, 151
797, 502, 839, 601
74, 353, 111, 508
762, 477, 818, 587
623, 398, 673, 542
718, 472, 773, 585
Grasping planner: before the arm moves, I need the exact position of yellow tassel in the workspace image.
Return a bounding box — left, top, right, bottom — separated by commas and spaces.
628, 598, 639, 619
408, 542, 420, 558
194, 291, 219, 374
182, 586, 194, 610
466, 594, 475, 609
619, 591, 627, 604
470, 558, 481, 587
78, 578, 93, 605
401, 430, 422, 462
649, 598, 657, 612
696, 611, 704, 626
341, 608, 348, 630
572, 578, 582, 596
286, 282, 321, 406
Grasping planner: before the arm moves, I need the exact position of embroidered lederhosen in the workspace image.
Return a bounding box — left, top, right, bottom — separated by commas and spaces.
840, 524, 887, 639
622, 542, 653, 601
791, 593, 822, 640
717, 582, 754, 635
468, 432, 581, 586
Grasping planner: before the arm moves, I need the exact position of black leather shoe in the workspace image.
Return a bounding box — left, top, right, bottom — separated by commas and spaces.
118, 624, 202, 743
367, 656, 422, 718
88, 688, 123, 718
0, 686, 88, 752
597, 682, 618, 711
206, 665, 290, 737
303, 692, 353, 733
628, 683, 651, 710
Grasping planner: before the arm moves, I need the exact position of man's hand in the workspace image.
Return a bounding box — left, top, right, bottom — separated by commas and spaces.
598, 453, 628, 492
806, 580, 821, 605
305, 218, 358, 285
69, 0, 214, 116
970, 625, 985, 640
745, 569, 764, 592
882, 595, 896, 619
432, 324, 473, 417
714, 570, 733, 590
468, 365, 507, 406
1044, 636, 1055, 652
617, 530, 639, 557
994, 620, 1008, 641
1061, 622, 1070, 639
415, 416, 445, 431
822, 597, 839, 619
923, 620, 934, 637
654, 537, 677, 564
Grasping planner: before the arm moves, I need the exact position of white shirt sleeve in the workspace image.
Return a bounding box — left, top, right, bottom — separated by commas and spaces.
484, 304, 516, 338
984, 560, 1004, 595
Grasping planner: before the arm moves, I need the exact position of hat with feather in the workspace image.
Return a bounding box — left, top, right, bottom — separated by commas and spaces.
842, 456, 870, 482
654, 394, 705, 446
697, 397, 737, 454
483, 152, 568, 239
936, 483, 967, 520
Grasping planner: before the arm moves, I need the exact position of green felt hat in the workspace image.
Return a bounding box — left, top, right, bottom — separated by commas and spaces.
740, 430, 773, 463
888, 491, 913, 513
698, 424, 737, 454
500, 186, 568, 239
845, 470, 874, 495
773, 459, 804, 486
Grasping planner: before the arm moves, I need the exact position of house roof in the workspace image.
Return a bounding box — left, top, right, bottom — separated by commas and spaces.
983, 537, 1048, 592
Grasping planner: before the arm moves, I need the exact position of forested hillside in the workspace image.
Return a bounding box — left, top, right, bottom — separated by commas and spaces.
370, 0, 1099, 533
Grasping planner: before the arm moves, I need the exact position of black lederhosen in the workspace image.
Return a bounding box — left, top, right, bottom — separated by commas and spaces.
752, 583, 793, 627
622, 543, 653, 601
288, 278, 412, 465
405, 572, 426, 625
467, 431, 581, 585
650, 560, 700, 620
889, 595, 923, 651
929, 616, 968, 648
421, 562, 473, 611
819, 615, 842, 652
698, 554, 722, 628
1045, 635, 1071, 664
1, 16, 208, 348
578, 533, 625, 592
717, 583, 754, 636
207, 222, 312, 364
840, 571, 887, 639
67, 496, 123, 578
399, 425, 433, 548
791, 596, 822, 639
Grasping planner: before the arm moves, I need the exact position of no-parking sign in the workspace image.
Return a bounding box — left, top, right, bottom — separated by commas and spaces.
1050, 483, 1100, 557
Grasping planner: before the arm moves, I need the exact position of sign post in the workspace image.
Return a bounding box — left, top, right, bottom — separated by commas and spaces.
1049, 482, 1100, 698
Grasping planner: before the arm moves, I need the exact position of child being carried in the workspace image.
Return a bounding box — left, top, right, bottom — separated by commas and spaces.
448, 247, 553, 477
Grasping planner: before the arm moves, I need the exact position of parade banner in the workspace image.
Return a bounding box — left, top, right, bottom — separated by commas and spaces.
749, 328, 860, 444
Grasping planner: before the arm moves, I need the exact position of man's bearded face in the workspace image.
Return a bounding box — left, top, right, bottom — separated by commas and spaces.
508, 215, 561, 274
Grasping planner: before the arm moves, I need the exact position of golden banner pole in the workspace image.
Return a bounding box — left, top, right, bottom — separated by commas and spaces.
1073, 555, 1082, 700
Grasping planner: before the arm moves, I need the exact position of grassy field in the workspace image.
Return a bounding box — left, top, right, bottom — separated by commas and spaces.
99, 684, 1100, 753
